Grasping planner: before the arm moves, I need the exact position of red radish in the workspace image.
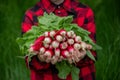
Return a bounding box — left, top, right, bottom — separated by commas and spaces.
86, 44, 92, 49
74, 43, 81, 50
31, 42, 43, 51
51, 41, 59, 48
60, 42, 68, 50
67, 46, 74, 53
44, 37, 52, 44
75, 36, 82, 43
71, 34, 76, 38
54, 48, 60, 57
67, 32, 72, 38
43, 43, 49, 48
39, 47, 46, 54
56, 29, 66, 36
67, 39, 74, 45
62, 37, 67, 42
34, 36, 45, 44
59, 29, 66, 36
55, 35, 63, 42
44, 49, 54, 57
50, 31, 56, 37
69, 31, 75, 35
44, 31, 50, 36
67, 31, 75, 38
61, 50, 70, 58
81, 42, 87, 50
49, 45, 53, 49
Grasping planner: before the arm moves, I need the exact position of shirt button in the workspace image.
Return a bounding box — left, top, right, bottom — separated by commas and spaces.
58, 11, 61, 14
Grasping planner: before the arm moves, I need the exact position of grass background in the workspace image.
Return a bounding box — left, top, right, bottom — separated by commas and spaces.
0, 0, 120, 80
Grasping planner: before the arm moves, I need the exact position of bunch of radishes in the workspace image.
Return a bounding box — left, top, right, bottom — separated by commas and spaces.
29, 29, 92, 64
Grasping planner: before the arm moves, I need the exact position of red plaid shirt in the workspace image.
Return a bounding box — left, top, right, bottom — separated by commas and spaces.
22, 0, 97, 80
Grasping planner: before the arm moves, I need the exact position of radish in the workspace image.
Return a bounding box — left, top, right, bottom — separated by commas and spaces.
67, 46, 74, 53
69, 31, 75, 35
54, 48, 60, 57
31, 42, 43, 51
55, 29, 66, 36
44, 31, 49, 36
59, 29, 66, 36
74, 43, 81, 50
67, 32, 72, 38
51, 41, 59, 48
75, 36, 82, 43
43, 43, 49, 48
31, 36, 45, 51
55, 35, 63, 42
67, 39, 74, 45
62, 37, 67, 42
61, 50, 70, 58
60, 42, 68, 50
34, 36, 45, 44
44, 37, 52, 44
86, 44, 92, 49
71, 34, 76, 38
44, 49, 54, 57
50, 31, 56, 37
49, 45, 53, 49
39, 47, 46, 54
81, 42, 87, 50
67, 31, 75, 38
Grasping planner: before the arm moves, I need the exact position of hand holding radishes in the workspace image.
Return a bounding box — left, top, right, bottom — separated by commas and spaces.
17, 13, 102, 80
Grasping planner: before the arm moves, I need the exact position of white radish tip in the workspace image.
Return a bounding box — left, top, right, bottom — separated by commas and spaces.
74, 43, 81, 50
60, 42, 68, 50
56, 35, 63, 42
60, 30, 66, 36
44, 32, 49, 36
67, 32, 72, 37
44, 51, 52, 57
52, 41, 59, 48
64, 51, 70, 57
67, 39, 74, 45
75, 36, 82, 43
81, 42, 87, 49
39, 47, 45, 54
44, 43, 50, 48
44, 37, 52, 44
50, 31, 56, 37
86, 44, 92, 49
55, 48, 60, 56
69, 31, 75, 35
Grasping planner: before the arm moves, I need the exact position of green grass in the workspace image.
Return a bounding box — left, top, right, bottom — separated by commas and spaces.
0, 0, 120, 80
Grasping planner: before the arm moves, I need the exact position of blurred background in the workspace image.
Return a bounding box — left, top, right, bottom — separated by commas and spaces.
0, 0, 120, 80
